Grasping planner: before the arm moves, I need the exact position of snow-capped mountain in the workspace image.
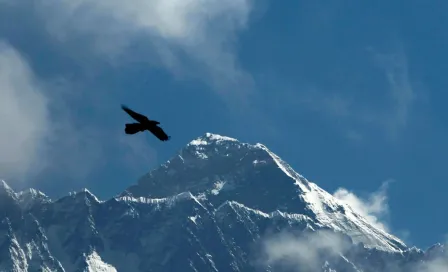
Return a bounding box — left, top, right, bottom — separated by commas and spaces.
0, 133, 445, 271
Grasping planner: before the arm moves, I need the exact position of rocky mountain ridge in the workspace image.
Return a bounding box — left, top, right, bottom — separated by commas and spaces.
0, 133, 445, 271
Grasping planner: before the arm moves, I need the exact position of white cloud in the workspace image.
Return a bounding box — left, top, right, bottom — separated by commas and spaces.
35, 0, 255, 97
260, 230, 351, 271
260, 229, 448, 272
0, 41, 49, 181
43, 0, 251, 41
333, 181, 391, 232
0, 40, 158, 189
417, 258, 448, 272
0, 39, 106, 185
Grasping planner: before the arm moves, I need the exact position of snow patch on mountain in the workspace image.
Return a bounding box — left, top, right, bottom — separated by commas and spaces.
85, 251, 117, 272
118, 191, 206, 209
189, 133, 238, 146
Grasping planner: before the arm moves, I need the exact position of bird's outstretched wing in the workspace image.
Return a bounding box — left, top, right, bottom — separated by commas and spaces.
147, 125, 171, 141
121, 105, 149, 123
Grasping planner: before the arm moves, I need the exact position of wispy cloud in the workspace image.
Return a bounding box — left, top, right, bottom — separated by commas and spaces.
0, 41, 49, 182
0, 38, 100, 187
332, 180, 413, 246
260, 229, 447, 272
259, 230, 352, 271
417, 257, 448, 272
34, 0, 256, 99
333, 180, 392, 232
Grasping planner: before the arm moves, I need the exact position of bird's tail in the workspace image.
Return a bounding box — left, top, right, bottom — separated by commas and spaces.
124, 123, 145, 134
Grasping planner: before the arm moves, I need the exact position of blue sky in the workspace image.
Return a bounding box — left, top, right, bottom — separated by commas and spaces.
1, 0, 447, 249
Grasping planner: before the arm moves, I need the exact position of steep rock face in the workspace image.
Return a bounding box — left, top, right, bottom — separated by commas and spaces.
0, 133, 445, 272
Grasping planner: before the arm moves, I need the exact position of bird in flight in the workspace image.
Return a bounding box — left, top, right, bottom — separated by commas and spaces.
121, 104, 171, 141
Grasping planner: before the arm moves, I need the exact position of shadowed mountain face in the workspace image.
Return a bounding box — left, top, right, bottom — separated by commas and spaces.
0, 133, 446, 271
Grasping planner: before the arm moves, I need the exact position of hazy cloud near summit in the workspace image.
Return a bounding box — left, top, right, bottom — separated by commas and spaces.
260, 230, 351, 271
417, 258, 448, 272
260, 229, 448, 272
333, 181, 392, 232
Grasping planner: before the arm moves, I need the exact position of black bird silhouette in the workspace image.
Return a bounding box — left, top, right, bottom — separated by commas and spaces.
121, 105, 171, 141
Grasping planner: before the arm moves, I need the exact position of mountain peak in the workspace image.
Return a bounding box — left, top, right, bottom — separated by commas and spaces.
17, 188, 50, 210
73, 188, 101, 203
122, 133, 407, 251
0, 180, 16, 198
125, 133, 277, 199
17, 188, 48, 198
0, 179, 12, 191
188, 132, 239, 146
